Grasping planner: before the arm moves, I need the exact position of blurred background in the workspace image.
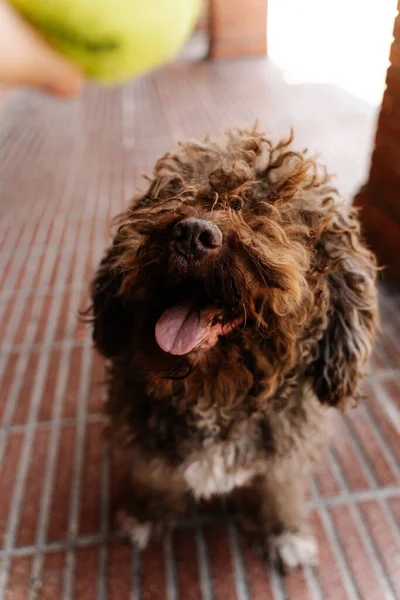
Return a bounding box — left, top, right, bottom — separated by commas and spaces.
1, 1, 400, 599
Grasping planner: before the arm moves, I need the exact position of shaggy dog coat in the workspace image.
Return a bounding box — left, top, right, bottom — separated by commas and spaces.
88, 129, 378, 571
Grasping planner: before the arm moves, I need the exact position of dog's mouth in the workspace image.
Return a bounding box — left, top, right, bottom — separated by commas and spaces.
155, 298, 243, 356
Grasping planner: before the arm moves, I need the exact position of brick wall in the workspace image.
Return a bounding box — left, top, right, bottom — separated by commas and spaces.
355, 2, 400, 283
195, 0, 209, 32
209, 0, 268, 59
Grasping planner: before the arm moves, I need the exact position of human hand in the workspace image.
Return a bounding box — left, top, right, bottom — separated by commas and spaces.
0, 1, 83, 97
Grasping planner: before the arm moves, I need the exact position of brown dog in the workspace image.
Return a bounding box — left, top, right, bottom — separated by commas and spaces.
88, 129, 378, 572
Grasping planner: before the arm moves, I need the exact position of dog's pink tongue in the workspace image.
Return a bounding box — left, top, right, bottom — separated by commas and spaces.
155, 303, 214, 355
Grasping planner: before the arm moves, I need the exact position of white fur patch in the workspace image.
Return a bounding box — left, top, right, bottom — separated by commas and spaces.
116, 510, 152, 550
183, 443, 255, 499
269, 532, 318, 572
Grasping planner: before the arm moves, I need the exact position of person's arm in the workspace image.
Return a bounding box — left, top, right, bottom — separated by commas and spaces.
0, 1, 83, 97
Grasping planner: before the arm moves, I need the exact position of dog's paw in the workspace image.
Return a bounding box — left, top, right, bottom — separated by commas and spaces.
116, 510, 153, 550
268, 531, 318, 573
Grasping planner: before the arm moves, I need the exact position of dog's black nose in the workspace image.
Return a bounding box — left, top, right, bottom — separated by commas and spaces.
172, 218, 222, 258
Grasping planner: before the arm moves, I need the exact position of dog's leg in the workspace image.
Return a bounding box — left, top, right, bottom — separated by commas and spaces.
233, 470, 317, 573
115, 473, 188, 550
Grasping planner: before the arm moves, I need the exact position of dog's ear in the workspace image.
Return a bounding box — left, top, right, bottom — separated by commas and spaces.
310, 209, 378, 408
90, 243, 132, 358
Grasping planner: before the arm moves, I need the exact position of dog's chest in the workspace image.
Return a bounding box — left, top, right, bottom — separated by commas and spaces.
181, 419, 259, 499
182, 443, 256, 499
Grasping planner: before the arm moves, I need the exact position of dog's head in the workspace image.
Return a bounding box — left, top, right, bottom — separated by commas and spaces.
89, 129, 377, 406
93, 131, 313, 360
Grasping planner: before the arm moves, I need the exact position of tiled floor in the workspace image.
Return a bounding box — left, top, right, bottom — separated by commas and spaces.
1, 51, 400, 599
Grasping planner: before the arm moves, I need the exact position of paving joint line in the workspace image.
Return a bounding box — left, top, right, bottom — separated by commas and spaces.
327, 451, 397, 600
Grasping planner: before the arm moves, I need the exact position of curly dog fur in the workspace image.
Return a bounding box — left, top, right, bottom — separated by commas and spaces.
87, 128, 378, 571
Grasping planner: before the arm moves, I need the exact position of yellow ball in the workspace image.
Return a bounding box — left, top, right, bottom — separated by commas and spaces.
10, 0, 201, 84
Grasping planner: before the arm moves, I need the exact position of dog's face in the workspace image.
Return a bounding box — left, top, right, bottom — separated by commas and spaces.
90, 130, 377, 407
110, 148, 312, 364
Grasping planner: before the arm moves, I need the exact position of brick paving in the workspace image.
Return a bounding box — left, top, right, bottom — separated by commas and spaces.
0, 54, 399, 599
